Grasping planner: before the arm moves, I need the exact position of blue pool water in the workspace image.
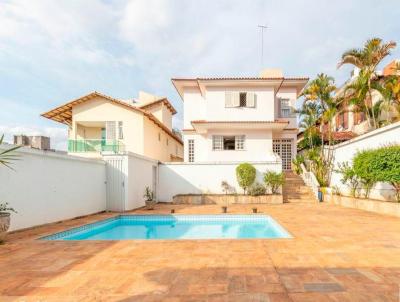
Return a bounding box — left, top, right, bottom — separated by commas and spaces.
41, 215, 291, 240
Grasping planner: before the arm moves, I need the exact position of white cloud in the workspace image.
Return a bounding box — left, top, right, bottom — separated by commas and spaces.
0, 0, 399, 149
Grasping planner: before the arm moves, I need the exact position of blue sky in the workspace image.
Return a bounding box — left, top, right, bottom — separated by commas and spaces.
1, 0, 399, 150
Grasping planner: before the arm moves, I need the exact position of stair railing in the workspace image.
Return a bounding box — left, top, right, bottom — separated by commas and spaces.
299, 163, 320, 200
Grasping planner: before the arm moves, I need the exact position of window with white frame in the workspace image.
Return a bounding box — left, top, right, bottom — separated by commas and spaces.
225, 92, 256, 108
188, 139, 194, 162
118, 121, 123, 139
212, 135, 245, 151
280, 99, 291, 117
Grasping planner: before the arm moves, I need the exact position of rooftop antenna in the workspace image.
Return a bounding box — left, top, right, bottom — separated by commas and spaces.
258, 24, 268, 68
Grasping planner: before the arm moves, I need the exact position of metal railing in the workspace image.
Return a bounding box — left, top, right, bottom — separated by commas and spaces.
68, 139, 124, 153
300, 163, 320, 200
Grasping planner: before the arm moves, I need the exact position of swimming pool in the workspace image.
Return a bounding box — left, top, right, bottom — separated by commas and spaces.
41, 215, 291, 240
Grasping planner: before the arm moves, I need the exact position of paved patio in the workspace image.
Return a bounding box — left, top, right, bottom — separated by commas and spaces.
1, 203, 400, 301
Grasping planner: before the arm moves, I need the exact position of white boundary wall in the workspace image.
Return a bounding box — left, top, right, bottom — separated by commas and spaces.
158, 160, 282, 202
103, 152, 158, 211
330, 121, 400, 201
0, 146, 106, 231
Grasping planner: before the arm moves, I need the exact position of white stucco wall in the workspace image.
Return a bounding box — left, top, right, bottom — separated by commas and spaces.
183, 130, 278, 162
0, 146, 106, 231
103, 153, 158, 211
330, 121, 400, 201
126, 153, 158, 209
183, 87, 276, 129
158, 161, 282, 202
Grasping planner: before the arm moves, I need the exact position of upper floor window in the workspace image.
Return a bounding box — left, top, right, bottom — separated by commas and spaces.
212, 135, 245, 151
280, 99, 291, 118
118, 121, 123, 139
225, 92, 256, 108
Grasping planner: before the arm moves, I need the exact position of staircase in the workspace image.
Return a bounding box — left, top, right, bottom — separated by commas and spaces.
283, 171, 318, 203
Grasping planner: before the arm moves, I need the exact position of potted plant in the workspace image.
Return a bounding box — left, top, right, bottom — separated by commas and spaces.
0, 203, 16, 242
143, 186, 156, 210
221, 181, 230, 213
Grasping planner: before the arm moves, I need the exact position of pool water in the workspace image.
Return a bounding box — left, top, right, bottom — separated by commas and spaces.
41, 215, 291, 240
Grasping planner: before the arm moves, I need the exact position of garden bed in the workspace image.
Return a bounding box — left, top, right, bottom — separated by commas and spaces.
173, 194, 283, 205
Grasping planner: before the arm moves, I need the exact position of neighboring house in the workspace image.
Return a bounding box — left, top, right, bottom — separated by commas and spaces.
172, 69, 308, 170
42, 91, 184, 162
331, 60, 400, 141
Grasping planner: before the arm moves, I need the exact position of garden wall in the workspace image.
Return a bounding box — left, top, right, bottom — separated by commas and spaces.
325, 194, 400, 218
330, 121, 400, 201
173, 194, 283, 205
0, 146, 106, 231
158, 161, 282, 202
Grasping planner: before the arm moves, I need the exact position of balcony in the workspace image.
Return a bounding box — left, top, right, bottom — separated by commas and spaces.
68, 139, 124, 154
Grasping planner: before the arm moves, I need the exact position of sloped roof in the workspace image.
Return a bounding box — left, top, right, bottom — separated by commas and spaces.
41, 91, 183, 145
137, 97, 177, 114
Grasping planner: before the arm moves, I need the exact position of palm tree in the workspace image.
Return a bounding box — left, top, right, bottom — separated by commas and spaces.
298, 101, 320, 150
382, 62, 400, 121
0, 135, 20, 169
301, 73, 338, 148
338, 38, 397, 128
301, 74, 339, 185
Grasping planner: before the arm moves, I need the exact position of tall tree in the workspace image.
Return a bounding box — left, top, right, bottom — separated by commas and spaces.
338, 38, 397, 128
301, 74, 339, 185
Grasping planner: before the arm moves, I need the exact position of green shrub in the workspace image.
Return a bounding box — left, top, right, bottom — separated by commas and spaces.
236, 163, 256, 194
337, 161, 360, 197
368, 145, 400, 202
353, 149, 376, 198
264, 171, 285, 194
292, 154, 305, 175
248, 183, 266, 196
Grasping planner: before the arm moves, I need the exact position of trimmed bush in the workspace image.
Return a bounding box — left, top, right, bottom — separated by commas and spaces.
236, 163, 256, 194
264, 171, 285, 194
368, 145, 400, 202
248, 183, 266, 196
353, 149, 376, 198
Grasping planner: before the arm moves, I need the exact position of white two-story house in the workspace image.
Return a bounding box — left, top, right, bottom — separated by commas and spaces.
172, 69, 308, 170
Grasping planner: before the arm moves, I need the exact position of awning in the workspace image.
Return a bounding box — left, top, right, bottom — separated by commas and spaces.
191, 120, 289, 134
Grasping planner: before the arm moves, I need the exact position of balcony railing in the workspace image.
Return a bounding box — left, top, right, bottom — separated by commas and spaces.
68, 139, 124, 153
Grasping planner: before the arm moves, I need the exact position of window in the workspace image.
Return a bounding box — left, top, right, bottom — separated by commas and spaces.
280, 99, 291, 117
158, 133, 161, 141
239, 93, 247, 107
212, 135, 245, 151
225, 92, 256, 108
235, 135, 245, 150
118, 121, 123, 139
105, 121, 116, 140
175, 144, 178, 155
166, 138, 169, 146
188, 139, 194, 162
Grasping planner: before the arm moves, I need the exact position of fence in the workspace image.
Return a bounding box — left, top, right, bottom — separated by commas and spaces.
0, 145, 106, 231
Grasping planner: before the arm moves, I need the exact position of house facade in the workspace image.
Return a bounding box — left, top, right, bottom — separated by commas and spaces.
172, 69, 308, 170
331, 60, 400, 140
42, 91, 183, 162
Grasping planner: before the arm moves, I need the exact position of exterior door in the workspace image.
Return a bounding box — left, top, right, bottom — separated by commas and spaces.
105, 156, 125, 211
273, 139, 293, 171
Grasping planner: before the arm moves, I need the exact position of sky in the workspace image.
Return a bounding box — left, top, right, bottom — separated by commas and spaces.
1, 0, 399, 150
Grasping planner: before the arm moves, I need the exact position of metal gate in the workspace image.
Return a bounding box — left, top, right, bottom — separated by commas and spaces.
273, 139, 293, 171
105, 157, 125, 211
